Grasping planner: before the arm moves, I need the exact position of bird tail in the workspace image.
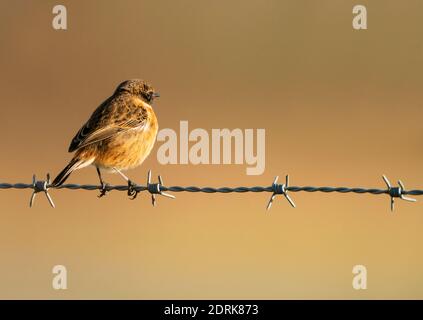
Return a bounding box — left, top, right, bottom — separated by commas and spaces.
52, 157, 92, 187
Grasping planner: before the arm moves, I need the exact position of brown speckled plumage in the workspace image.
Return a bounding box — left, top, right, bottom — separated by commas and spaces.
52, 79, 159, 195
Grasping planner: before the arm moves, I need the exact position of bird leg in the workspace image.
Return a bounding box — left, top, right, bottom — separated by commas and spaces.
127, 180, 139, 200
96, 167, 109, 198
113, 167, 139, 200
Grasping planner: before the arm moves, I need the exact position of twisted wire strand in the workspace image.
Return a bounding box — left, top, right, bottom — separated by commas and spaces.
0, 183, 398, 193
1, 183, 422, 195
0, 173, 422, 210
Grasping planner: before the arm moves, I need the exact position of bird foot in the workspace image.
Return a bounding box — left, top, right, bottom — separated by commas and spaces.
98, 182, 110, 198
127, 180, 139, 200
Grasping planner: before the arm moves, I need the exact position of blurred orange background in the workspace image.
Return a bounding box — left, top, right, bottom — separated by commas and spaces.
0, 0, 422, 299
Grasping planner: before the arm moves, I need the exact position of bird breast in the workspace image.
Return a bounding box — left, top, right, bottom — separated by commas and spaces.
93, 111, 158, 170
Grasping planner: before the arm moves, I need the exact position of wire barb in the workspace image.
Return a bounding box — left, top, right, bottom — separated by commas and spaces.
29, 174, 55, 208
146, 170, 176, 206
382, 175, 417, 212
266, 175, 296, 210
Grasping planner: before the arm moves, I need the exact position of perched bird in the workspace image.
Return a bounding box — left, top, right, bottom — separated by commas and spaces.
52, 79, 160, 198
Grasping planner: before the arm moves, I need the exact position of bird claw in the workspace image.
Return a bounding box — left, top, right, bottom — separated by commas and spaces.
98, 182, 109, 198
127, 180, 139, 200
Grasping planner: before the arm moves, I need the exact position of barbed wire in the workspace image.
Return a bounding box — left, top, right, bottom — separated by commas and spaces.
0, 171, 422, 211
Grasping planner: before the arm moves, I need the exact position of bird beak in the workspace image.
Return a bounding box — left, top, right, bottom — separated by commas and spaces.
153, 92, 160, 98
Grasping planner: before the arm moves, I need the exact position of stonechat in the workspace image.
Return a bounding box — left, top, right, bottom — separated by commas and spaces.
52, 79, 160, 198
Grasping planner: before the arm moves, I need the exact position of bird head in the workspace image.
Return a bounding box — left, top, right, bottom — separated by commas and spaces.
115, 79, 160, 104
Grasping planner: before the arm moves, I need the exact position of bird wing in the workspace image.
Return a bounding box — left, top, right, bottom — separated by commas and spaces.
68, 96, 147, 152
